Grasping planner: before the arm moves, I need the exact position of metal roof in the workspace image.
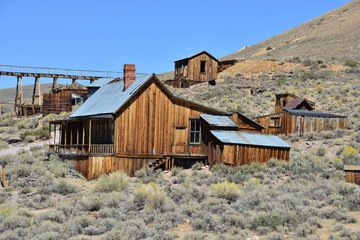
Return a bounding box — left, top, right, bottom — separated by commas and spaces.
210, 130, 291, 148
200, 114, 237, 127
284, 108, 347, 118
70, 75, 151, 118
85, 78, 117, 87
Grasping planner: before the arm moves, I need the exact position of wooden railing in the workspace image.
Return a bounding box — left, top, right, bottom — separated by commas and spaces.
49, 144, 114, 154
90, 144, 114, 154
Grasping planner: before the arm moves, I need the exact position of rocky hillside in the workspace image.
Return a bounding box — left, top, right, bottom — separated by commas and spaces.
221, 0, 360, 64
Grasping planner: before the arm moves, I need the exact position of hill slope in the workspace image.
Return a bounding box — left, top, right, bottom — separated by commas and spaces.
221, 0, 360, 64
0, 84, 62, 104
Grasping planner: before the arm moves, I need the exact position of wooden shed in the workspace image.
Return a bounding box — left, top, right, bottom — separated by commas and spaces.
49, 73, 291, 180
43, 83, 88, 116
344, 165, 360, 185
275, 93, 315, 113
255, 108, 347, 135
173, 51, 219, 88
255, 93, 347, 135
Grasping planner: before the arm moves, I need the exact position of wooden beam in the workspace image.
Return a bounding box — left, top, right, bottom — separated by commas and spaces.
1, 167, 6, 188
89, 120, 92, 153
52, 77, 58, 91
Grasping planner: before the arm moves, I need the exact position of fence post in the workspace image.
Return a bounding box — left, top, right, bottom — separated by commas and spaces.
1, 166, 6, 188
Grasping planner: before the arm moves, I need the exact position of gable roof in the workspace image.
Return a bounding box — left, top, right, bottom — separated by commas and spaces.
174, 51, 219, 63
70, 74, 227, 118
200, 114, 237, 127
210, 130, 291, 148
283, 108, 347, 118
285, 97, 314, 110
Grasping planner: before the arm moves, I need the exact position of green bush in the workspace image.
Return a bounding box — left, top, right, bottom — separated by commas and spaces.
210, 182, 239, 202
344, 59, 359, 68
95, 171, 129, 192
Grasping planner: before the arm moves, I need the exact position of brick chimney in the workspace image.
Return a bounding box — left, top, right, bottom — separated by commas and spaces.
123, 64, 136, 91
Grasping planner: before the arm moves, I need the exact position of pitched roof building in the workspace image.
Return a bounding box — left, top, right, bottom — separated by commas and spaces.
50, 67, 291, 179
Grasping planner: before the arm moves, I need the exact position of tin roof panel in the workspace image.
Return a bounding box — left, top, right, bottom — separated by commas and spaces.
210, 130, 291, 148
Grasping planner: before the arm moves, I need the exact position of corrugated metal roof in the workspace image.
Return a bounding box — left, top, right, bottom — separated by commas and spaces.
70, 75, 151, 118
200, 114, 237, 127
86, 78, 117, 87
284, 108, 347, 118
210, 130, 291, 148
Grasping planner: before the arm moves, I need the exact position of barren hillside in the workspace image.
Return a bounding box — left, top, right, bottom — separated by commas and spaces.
221, 0, 360, 64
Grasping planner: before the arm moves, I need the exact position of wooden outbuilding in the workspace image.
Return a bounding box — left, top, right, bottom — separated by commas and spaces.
254, 94, 347, 135
275, 93, 315, 113
344, 165, 360, 185
49, 69, 291, 180
42, 83, 88, 116
173, 51, 219, 88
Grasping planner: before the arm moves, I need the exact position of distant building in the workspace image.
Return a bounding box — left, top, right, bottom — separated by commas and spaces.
254, 94, 347, 135
344, 165, 360, 185
172, 51, 219, 88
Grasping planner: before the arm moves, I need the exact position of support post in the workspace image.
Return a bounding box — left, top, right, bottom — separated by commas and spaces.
14, 76, 23, 114
1, 166, 6, 188
52, 77, 58, 91
72, 78, 77, 84
89, 120, 92, 153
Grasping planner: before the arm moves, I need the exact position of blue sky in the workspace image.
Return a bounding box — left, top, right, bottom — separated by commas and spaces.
0, 0, 351, 89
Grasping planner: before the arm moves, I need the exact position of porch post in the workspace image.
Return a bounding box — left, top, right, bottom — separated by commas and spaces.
89, 120, 92, 153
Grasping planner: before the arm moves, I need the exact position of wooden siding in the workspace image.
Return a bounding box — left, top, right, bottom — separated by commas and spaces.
174, 52, 218, 87
283, 112, 348, 135
345, 170, 360, 185
207, 142, 290, 167
65, 156, 155, 180
114, 80, 219, 156
230, 113, 263, 133
43, 93, 72, 116
255, 112, 348, 135
275, 94, 298, 113
254, 113, 284, 135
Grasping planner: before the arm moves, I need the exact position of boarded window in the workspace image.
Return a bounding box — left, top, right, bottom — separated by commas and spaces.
270, 117, 281, 127
200, 61, 206, 74
190, 119, 201, 144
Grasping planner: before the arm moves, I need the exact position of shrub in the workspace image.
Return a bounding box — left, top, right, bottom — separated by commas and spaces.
210, 182, 239, 202
133, 182, 167, 210
191, 161, 204, 170
39, 210, 66, 223
52, 181, 77, 195
95, 171, 129, 192
134, 167, 161, 184
344, 59, 359, 68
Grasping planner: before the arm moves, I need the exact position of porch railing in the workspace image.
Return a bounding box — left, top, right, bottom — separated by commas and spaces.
49, 144, 114, 154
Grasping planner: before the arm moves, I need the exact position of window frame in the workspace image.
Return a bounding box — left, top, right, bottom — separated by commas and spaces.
200, 61, 206, 74
189, 119, 201, 144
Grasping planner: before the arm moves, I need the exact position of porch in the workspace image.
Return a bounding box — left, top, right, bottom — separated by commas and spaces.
49, 114, 114, 155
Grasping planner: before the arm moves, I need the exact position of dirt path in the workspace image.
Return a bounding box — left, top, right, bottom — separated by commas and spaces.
0, 140, 46, 156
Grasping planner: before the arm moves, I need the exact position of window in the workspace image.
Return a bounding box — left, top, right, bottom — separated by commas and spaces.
190, 119, 201, 144
200, 61, 206, 74
270, 117, 281, 127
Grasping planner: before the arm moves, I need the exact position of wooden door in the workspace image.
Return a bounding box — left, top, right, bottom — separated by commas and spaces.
172, 127, 187, 154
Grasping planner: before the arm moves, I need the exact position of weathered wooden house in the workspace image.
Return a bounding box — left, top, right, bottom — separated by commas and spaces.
49, 69, 291, 180
43, 82, 88, 116
344, 165, 360, 185
173, 51, 219, 88
254, 94, 347, 135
